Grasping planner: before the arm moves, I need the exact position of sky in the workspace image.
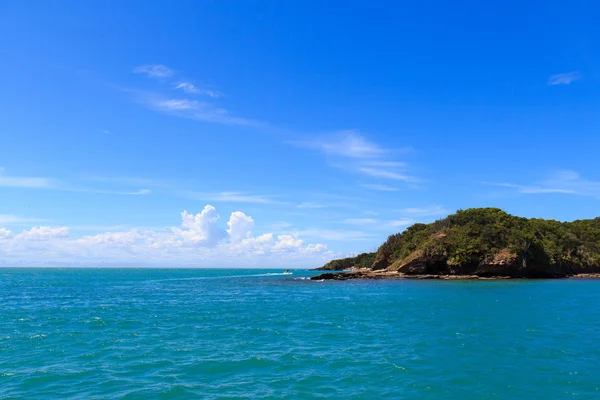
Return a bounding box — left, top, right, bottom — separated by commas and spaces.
0, 0, 599, 267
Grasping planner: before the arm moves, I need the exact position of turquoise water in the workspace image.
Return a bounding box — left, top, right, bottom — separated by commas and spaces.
1, 269, 600, 399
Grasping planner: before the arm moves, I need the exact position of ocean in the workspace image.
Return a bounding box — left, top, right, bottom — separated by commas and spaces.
1, 268, 599, 399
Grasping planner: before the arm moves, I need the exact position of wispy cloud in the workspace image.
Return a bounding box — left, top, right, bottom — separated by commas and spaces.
296, 228, 374, 241
0, 169, 150, 195
341, 217, 414, 229
548, 71, 581, 86
297, 202, 324, 209
0, 170, 55, 188
140, 94, 261, 127
389, 219, 415, 227
175, 82, 220, 98
397, 206, 449, 217
484, 170, 600, 199
134, 64, 174, 78
0, 215, 46, 225
187, 191, 284, 204
291, 131, 419, 184
103, 129, 112, 135
358, 167, 418, 182
292, 131, 387, 159
130, 65, 260, 127
343, 218, 378, 225
67, 188, 151, 196
270, 221, 292, 231
358, 184, 399, 191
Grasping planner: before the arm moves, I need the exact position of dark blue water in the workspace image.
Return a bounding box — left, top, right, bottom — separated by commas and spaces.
1, 268, 600, 399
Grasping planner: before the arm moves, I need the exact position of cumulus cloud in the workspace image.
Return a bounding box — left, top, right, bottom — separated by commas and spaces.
173, 206, 226, 245
17, 226, 69, 241
227, 211, 254, 242
0, 205, 330, 267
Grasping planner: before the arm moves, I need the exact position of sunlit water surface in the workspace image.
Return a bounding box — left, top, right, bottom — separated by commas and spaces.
1, 268, 600, 399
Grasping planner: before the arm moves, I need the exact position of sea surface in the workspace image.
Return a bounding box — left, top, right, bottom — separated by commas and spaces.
1, 268, 600, 399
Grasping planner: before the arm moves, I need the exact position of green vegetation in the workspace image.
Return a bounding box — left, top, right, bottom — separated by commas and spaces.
323, 208, 600, 277
315, 252, 376, 270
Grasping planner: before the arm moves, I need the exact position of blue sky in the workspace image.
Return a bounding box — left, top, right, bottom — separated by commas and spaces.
0, 0, 599, 267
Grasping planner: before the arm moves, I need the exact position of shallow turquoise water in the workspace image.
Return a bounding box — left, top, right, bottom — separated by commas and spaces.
1, 268, 600, 399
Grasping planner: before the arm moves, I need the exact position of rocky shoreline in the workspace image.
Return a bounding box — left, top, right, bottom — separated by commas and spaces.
310, 270, 600, 281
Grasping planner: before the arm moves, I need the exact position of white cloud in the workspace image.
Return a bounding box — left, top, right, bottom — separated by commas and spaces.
359, 183, 399, 191
142, 95, 261, 127
188, 191, 283, 204
0, 171, 55, 188
175, 82, 220, 98
297, 202, 324, 209
297, 228, 373, 241
76, 230, 140, 247
548, 71, 581, 86
134, 64, 174, 78
341, 216, 415, 230
270, 222, 292, 230
0, 169, 150, 195
358, 167, 418, 182
173, 206, 226, 245
0, 205, 329, 267
397, 206, 449, 217
272, 234, 304, 252
389, 219, 414, 227
343, 218, 378, 225
227, 211, 254, 242
0, 215, 45, 225
293, 130, 386, 159
292, 131, 419, 183
485, 170, 600, 199
16, 226, 69, 241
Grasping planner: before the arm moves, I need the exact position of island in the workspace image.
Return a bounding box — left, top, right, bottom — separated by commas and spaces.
312, 208, 600, 280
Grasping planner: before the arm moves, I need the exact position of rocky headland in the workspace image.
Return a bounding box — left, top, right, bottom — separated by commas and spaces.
312, 208, 600, 281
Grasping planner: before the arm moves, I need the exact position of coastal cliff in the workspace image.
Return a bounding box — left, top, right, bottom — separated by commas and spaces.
312, 208, 600, 280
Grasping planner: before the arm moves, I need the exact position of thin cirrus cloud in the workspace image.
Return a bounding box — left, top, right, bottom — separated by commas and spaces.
297, 202, 324, 209
397, 206, 449, 217
186, 191, 285, 205
132, 66, 420, 185
132, 64, 260, 127
0, 215, 46, 225
133, 64, 174, 78
0, 170, 55, 188
0, 169, 151, 196
292, 131, 388, 159
484, 170, 600, 199
358, 167, 418, 182
548, 71, 581, 86
359, 184, 399, 192
175, 82, 220, 98
139, 94, 262, 127
342, 217, 414, 229
291, 131, 419, 184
